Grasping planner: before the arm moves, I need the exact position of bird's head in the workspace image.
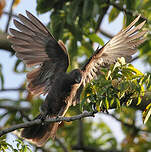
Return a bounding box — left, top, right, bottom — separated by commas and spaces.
69, 69, 82, 84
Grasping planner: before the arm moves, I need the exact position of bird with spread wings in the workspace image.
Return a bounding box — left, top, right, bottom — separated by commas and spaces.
8, 11, 147, 146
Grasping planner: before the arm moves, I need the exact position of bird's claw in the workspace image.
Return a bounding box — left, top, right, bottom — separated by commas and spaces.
56, 115, 62, 124
56, 115, 60, 119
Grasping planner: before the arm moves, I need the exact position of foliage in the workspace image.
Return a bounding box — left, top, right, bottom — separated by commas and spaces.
0, 0, 151, 152
0, 137, 31, 152
81, 57, 151, 122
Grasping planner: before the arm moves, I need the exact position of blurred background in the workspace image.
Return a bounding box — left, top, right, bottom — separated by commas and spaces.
0, 0, 151, 152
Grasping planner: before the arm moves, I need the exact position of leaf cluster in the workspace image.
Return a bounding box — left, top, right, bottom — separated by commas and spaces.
0, 137, 31, 152
81, 58, 151, 123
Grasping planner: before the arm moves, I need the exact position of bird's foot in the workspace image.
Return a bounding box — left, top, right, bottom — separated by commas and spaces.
55, 115, 62, 124
56, 115, 60, 119
37, 112, 48, 125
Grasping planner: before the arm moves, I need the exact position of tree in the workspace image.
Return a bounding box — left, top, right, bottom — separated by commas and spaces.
0, 0, 151, 151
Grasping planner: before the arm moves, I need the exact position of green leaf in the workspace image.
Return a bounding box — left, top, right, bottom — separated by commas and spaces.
14, 60, 26, 73
115, 98, 120, 108
106, 70, 112, 80
92, 1, 99, 17
108, 7, 120, 23
105, 97, 109, 110
88, 33, 104, 46
110, 98, 115, 107
82, 0, 93, 20
143, 103, 151, 124
146, 74, 151, 90
50, 11, 64, 40
126, 99, 133, 107
127, 64, 143, 76
0, 64, 4, 89
137, 96, 142, 105
80, 97, 86, 112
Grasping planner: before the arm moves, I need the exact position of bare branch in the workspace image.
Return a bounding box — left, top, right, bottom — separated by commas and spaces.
3, 11, 18, 18
106, 113, 150, 133
107, 1, 147, 21
55, 137, 69, 152
72, 145, 121, 152
77, 119, 84, 146
0, 111, 97, 137
5, 0, 15, 33
99, 28, 114, 39
95, 3, 109, 32
131, 55, 139, 62
0, 33, 14, 53
0, 105, 30, 112
0, 87, 26, 92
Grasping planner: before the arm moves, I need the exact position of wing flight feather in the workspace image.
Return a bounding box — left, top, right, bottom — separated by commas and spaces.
8, 11, 69, 95
81, 15, 147, 86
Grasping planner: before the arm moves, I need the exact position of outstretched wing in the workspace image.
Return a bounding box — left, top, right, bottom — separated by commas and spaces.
72, 15, 147, 105
8, 10, 69, 96
81, 15, 147, 86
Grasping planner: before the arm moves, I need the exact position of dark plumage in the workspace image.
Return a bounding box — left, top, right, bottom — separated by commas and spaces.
8, 11, 147, 146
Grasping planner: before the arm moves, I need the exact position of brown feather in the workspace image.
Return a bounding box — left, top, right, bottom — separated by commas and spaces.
81, 15, 147, 86
26, 10, 50, 35
8, 11, 69, 96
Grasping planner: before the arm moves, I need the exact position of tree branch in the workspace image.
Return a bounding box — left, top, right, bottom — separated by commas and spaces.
0, 111, 97, 137
131, 55, 139, 62
5, 0, 15, 33
0, 33, 14, 53
3, 11, 18, 18
106, 113, 149, 133
78, 119, 84, 146
0, 87, 26, 92
0, 105, 30, 112
55, 137, 69, 152
107, 1, 147, 21
72, 145, 121, 152
95, 2, 109, 32
99, 28, 114, 39
0, 91, 150, 137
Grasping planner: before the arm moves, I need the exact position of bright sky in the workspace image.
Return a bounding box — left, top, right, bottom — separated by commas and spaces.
0, 0, 150, 149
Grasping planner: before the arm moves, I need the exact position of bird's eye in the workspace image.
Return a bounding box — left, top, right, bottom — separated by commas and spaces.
76, 75, 82, 83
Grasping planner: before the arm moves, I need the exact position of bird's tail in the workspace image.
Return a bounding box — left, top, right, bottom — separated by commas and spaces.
21, 114, 60, 147
21, 103, 71, 146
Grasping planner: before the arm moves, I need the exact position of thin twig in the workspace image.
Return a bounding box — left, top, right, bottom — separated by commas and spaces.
131, 55, 139, 62
5, 0, 15, 33
3, 11, 18, 18
78, 119, 84, 146
0, 111, 97, 137
55, 137, 69, 152
108, 1, 147, 21
0, 105, 30, 112
99, 28, 114, 39
72, 145, 121, 152
106, 113, 150, 133
0, 33, 14, 53
0, 87, 26, 92
95, 3, 109, 32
